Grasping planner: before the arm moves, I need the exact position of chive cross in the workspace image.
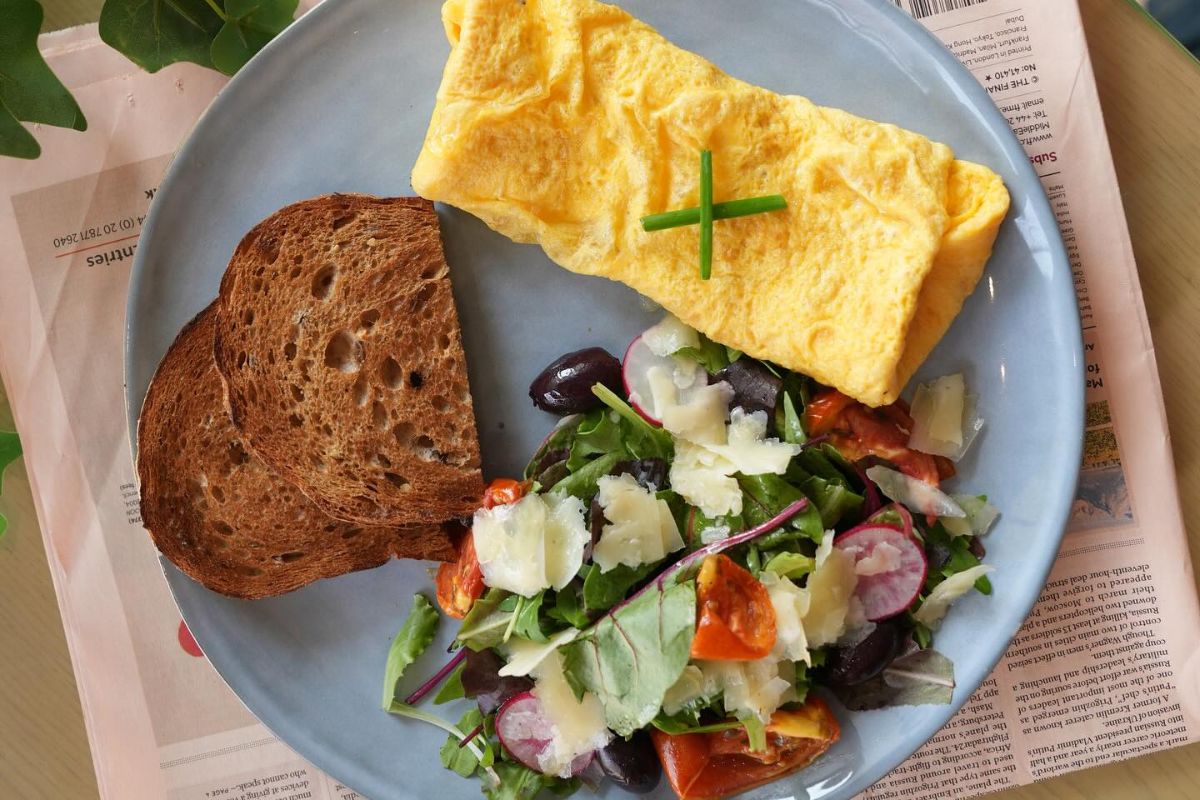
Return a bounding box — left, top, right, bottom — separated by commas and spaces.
640, 150, 788, 280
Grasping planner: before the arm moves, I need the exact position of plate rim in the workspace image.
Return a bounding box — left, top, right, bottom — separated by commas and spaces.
123, 0, 1085, 797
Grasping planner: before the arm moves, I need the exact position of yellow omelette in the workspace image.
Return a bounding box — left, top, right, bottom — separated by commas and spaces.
413, 0, 1010, 406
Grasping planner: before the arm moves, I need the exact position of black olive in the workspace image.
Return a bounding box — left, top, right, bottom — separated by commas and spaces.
714, 358, 782, 416
529, 347, 623, 415
968, 537, 987, 559
824, 620, 905, 687
926, 540, 952, 572
611, 458, 669, 491
460, 648, 533, 715
597, 731, 661, 794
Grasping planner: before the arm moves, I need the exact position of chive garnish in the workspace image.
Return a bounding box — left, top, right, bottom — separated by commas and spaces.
640, 195, 788, 232
699, 150, 713, 280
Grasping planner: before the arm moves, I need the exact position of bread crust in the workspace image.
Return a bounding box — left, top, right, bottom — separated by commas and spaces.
213, 195, 484, 526
136, 305, 460, 600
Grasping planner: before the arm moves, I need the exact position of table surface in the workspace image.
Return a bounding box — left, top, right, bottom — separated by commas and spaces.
3, 0, 1200, 798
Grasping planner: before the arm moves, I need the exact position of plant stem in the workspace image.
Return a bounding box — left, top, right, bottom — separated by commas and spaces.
201, 0, 228, 21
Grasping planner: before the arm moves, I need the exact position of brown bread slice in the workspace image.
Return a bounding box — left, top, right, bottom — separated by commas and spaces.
137, 305, 459, 600
213, 195, 483, 526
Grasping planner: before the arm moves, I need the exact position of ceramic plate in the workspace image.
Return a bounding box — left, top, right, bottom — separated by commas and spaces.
125, 1, 1082, 797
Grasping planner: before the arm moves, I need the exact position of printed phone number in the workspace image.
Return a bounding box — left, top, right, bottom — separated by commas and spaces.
53, 216, 139, 248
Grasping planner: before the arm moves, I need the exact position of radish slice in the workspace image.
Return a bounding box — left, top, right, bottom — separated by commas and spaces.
622, 334, 703, 425
835, 526, 928, 621
495, 692, 594, 777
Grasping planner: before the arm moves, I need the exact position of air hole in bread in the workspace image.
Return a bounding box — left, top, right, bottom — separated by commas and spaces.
245, 383, 258, 405
289, 413, 303, 428
213, 521, 234, 536
415, 434, 435, 449
331, 212, 357, 230
323, 330, 362, 373
211, 485, 226, 504
439, 333, 452, 351
267, 350, 276, 366
289, 384, 304, 403
236, 351, 248, 369
420, 262, 447, 281
414, 282, 438, 308
358, 309, 381, 333
432, 395, 451, 414
228, 441, 250, 466
373, 453, 392, 468
273, 551, 305, 564
321, 423, 333, 437
352, 375, 370, 407
257, 236, 281, 265
243, 309, 255, 326
393, 422, 415, 445
409, 371, 424, 388
312, 265, 337, 300
341, 528, 362, 540
372, 401, 389, 431
380, 357, 404, 389
384, 472, 412, 492
283, 342, 297, 361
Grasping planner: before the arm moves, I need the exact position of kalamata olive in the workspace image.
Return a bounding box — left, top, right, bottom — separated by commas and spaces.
597, 730, 661, 794
714, 358, 782, 416
824, 620, 905, 687
612, 458, 669, 491
461, 648, 534, 714
529, 347, 623, 415
968, 537, 987, 559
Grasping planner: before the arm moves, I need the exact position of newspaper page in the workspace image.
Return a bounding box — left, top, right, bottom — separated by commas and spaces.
0, 25, 364, 800
861, 1, 1200, 796
0, 4, 1196, 800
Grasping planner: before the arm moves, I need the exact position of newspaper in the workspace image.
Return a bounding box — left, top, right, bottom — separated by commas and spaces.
0, 2, 1195, 799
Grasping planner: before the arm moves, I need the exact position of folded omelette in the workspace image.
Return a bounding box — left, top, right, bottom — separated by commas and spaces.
413, 0, 1010, 406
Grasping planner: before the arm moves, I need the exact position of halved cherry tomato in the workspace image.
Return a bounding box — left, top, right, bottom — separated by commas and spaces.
803, 389, 857, 436
435, 531, 485, 619
690, 555, 776, 661
482, 477, 529, 509
650, 700, 841, 800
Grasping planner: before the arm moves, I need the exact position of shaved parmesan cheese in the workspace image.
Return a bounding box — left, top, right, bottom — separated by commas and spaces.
531, 651, 612, 777
474, 494, 589, 596
658, 377, 732, 445
499, 628, 581, 677
866, 465, 966, 518
909, 375, 984, 461
760, 572, 812, 664
700, 659, 795, 724
913, 565, 995, 629
815, 529, 837, 567
662, 665, 714, 716
670, 440, 744, 517
593, 474, 685, 572
642, 313, 700, 357
942, 494, 1000, 537
852, 540, 904, 576
706, 408, 801, 475
802, 546, 858, 648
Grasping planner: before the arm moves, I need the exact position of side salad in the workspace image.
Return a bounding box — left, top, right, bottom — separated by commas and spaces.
381, 314, 999, 800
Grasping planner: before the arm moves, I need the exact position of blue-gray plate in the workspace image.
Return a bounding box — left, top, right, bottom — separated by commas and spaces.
125, 0, 1082, 798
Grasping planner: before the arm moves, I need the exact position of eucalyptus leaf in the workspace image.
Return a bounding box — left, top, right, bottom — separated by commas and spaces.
561, 580, 696, 736
381, 594, 439, 709
0, 429, 22, 539
99, 0, 224, 72
210, 0, 298, 75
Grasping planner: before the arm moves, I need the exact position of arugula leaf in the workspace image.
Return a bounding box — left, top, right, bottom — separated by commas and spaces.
439, 707, 490, 778
762, 551, 815, 579
546, 581, 590, 629
549, 451, 621, 502
485, 761, 579, 800
739, 713, 767, 752
924, 522, 992, 594
457, 589, 513, 651
387, 700, 499, 787
433, 661, 467, 705
566, 410, 624, 471
801, 474, 863, 528
0, 0, 87, 159
779, 392, 805, 445
0, 430, 21, 540
591, 384, 672, 461
737, 474, 824, 547
581, 561, 657, 615
561, 580, 696, 736
672, 334, 730, 374
525, 416, 584, 480
381, 594, 440, 709
508, 591, 548, 643
684, 506, 745, 550
209, 0, 297, 75
833, 648, 955, 710
651, 715, 740, 735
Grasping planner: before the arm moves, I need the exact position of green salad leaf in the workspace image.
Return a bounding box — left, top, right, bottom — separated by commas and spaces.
762, 551, 815, 579
562, 580, 696, 736
566, 410, 624, 471
0, 0, 87, 159
779, 391, 805, 445
458, 589, 513, 651
924, 522, 992, 595
591, 384, 672, 462
524, 416, 584, 480
549, 451, 621, 502
433, 661, 467, 705
581, 561, 657, 615
0, 429, 22, 540
545, 581, 590, 629
439, 707, 490, 778
381, 594, 439, 709
672, 333, 730, 374
738, 474, 824, 547
739, 713, 767, 752
485, 761, 578, 800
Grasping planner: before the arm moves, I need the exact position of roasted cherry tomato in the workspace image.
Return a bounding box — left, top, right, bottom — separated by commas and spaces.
690, 554, 776, 661
650, 700, 841, 800
802, 389, 857, 436
482, 477, 529, 509
436, 531, 485, 619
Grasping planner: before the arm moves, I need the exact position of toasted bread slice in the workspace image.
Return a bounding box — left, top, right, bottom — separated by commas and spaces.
137, 305, 459, 600
213, 195, 483, 526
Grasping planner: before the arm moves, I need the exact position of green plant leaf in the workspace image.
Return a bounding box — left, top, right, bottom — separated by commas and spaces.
561, 579, 695, 736
439, 707, 488, 778
832, 648, 955, 710
99, 0, 225, 72
0, 0, 87, 158
432, 661, 466, 705
0, 430, 22, 540
581, 561, 657, 615
210, 0, 297, 75
381, 593, 440, 709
